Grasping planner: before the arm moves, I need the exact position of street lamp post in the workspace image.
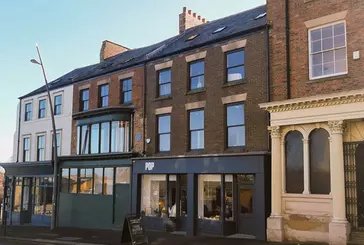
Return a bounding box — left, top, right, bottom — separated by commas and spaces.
31, 44, 58, 230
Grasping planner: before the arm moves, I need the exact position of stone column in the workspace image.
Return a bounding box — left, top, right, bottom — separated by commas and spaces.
328, 120, 350, 245
303, 139, 310, 194
266, 126, 284, 242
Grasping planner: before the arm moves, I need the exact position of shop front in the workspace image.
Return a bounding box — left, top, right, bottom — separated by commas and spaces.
2, 161, 54, 227
131, 153, 271, 240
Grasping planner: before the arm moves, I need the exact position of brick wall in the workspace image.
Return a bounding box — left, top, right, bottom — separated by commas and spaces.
71, 66, 145, 155
145, 31, 269, 156
100, 40, 129, 62
268, 0, 364, 101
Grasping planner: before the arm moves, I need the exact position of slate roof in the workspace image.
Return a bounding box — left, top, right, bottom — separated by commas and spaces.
20, 4, 266, 99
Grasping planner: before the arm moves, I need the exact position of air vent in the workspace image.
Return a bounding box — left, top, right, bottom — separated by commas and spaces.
255, 12, 266, 20
123, 57, 134, 64
186, 34, 199, 41
213, 26, 226, 34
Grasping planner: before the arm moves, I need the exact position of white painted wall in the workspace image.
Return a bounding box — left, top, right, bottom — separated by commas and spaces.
12, 85, 73, 162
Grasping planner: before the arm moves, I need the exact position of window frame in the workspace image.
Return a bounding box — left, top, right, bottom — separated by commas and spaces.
56, 132, 61, 156
225, 103, 246, 148
188, 109, 204, 151
121, 78, 133, 104
157, 114, 171, 153
188, 59, 205, 91
99, 84, 109, 108
308, 20, 348, 80
225, 49, 245, 83
36, 134, 46, 161
80, 89, 89, 112
38, 99, 46, 119
157, 68, 172, 97
25, 103, 32, 121
54, 95, 62, 115
23, 137, 31, 162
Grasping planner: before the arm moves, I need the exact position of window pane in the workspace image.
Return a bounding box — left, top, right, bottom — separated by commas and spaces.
227, 50, 244, 68
323, 50, 334, 63
312, 64, 323, 77
190, 61, 204, 77
77, 127, 80, 154
198, 175, 221, 220
123, 79, 132, 91
227, 104, 244, 126
335, 59, 347, 73
191, 130, 204, 150
311, 29, 321, 41
191, 76, 204, 90
141, 175, 166, 217
94, 168, 103, 194
285, 131, 304, 193
159, 83, 171, 96
312, 53, 322, 65
91, 124, 99, 154
228, 126, 245, 147
115, 167, 130, 184
322, 25, 333, 38
101, 85, 109, 96
159, 69, 171, 84
322, 37, 333, 50
225, 175, 233, 221
158, 115, 170, 134
190, 110, 204, 130
237, 174, 254, 184
311, 40, 322, 53
56, 133, 61, 155
79, 168, 93, 194
61, 169, 70, 193
70, 168, 78, 193
334, 34, 345, 48
227, 66, 244, 82
104, 168, 114, 195
102, 96, 108, 107
124, 91, 132, 104
335, 48, 346, 61
334, 23, 345, 36
100, 122, 110, 153
83, 101, 89, 111
309, 129, 330, 194
81, 125, 89, 154
323, 62, 335, 75
180, 175, 188, 217
239, 187, 253, 214
111, 121, 118, 152
82, 90, 89, 100
159, 134, 170, 152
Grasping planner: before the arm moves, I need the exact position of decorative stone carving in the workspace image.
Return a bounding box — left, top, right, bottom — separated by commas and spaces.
328, 120, 345, 134
268, 126, 281, 138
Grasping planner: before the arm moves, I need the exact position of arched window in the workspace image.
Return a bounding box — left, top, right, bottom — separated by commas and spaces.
285, 131, 304, 193
309, 129, 330, 194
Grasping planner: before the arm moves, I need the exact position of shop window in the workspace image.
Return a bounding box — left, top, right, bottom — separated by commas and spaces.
94, 168, 104, 194
285, 131, 304, 193
115, 167, 130, 184
13, 177, 22, 212
70, 168, 78, 193
225, 175, 234, 221
33, 178, 53, 216
309, 128, 331, 194
198, 175, 221, 220
141, 175, 167, 217
226, 103, 245, 147
103, 168, 114, 195
180, 175, 188, 217
79, 168, 93, 194
168, 175, 177, 217
61, 169, 70, 193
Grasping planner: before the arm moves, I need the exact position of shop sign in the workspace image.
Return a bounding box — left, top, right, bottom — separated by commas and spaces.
145, 162, 154, 171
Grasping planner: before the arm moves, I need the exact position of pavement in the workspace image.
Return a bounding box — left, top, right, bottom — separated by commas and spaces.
0, 225, 298, 245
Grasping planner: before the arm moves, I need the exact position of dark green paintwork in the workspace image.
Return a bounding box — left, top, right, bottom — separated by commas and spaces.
60, 158, 132, 168
76, 113, 131, 126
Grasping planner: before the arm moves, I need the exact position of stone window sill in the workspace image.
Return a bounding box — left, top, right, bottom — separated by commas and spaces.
307, 74, 350, 84
185, 88, 206, 95
154, 96, 172, 101
222, 80, 247, 88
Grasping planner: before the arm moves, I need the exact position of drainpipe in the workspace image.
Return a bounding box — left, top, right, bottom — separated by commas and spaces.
16, 99, 22, 162
142, 63, 147, 156
266, 24, 271, 151
285, 0, 291, 99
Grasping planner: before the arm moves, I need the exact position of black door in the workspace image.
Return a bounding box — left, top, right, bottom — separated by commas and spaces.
237, 175, 255, 235
356, 142, 364, 227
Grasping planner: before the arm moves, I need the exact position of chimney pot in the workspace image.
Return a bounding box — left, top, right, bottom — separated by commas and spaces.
202, 18, 206, 23
183, 7, 186, 13
198, 15, 201, 20
188, 10, 192, 14
193, 13, 196, 17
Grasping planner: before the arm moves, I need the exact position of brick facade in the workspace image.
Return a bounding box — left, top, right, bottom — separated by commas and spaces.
71, 66, 145, 155
268, 0, 364, 101
145, 31, 269, 157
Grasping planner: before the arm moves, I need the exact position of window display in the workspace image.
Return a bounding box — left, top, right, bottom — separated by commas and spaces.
140, 175, 166, 217
225, 175, 234, 221
198, 175, 221, 220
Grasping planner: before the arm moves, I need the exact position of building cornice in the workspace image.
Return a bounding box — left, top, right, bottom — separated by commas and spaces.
259, 89, 364, 113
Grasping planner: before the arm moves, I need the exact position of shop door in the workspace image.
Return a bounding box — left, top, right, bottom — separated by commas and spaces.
114, 184, 130, 229
20, 177, 33, 225
237, 175, 255, 235
356, 142, 364, 227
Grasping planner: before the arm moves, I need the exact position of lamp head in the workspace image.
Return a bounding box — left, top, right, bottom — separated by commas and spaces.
30, 59, 41, 65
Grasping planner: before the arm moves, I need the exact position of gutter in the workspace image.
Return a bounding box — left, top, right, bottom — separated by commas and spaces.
285, 0, 291, 99
16, 99, 22, 162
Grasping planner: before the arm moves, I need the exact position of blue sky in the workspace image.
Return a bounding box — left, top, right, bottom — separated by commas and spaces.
0, 0, 265, 162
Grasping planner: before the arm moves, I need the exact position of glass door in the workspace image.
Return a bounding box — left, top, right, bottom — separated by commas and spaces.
237, 174, 254, 235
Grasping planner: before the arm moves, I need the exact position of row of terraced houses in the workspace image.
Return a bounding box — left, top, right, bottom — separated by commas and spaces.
3, 1, 364, 244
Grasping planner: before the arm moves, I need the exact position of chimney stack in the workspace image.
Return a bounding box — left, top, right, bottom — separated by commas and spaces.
179, 7, 207, 34
99, 40, 130, 62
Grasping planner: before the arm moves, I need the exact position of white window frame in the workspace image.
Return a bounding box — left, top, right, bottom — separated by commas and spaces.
308, 20, 348, 80
36, 133, 46, 161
